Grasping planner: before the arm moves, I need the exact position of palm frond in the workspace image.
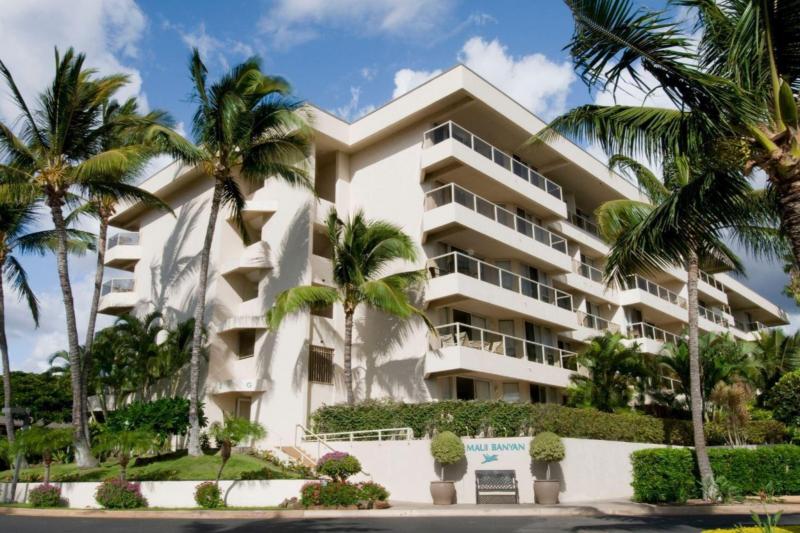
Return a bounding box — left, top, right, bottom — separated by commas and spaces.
4, 255, 39, 325
266, 285, 340, 330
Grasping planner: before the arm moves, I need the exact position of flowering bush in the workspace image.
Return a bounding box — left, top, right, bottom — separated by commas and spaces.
28, 484, 64, 508
300, 481, 322, 506
357, 481, 389, 502
299, 480, 389, 507
94, 479, 147, 509
194, 481, 224, 508
316, 452, 361, 481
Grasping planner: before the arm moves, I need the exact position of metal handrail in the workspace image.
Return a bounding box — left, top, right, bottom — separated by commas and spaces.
699, 305, 728, 326
101, 278, 134, 296
108, 231, 139, 249
433, 322, 578, 370
569, 211, 599, 237
699, 270, 725, 292
623, 275, 687, 309
627, 322, 682, 345
573, 260, 604, 283
427, 252, 574, 311
425, 183, 568, 254
422, 121, 563, 200
303, 427, 415, 442
576, 311, 621, 333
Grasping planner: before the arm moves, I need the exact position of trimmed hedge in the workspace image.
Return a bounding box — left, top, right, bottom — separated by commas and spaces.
631, 445, 800, 503
311, 401, 785, 446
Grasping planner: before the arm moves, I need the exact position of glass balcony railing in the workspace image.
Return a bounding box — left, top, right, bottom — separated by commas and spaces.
577, 311, 621, 333
733, 319, 770, 333
427, 252, 574, 311
699, 270, 725, 292
433, 322, 577, 370
101, 278, 134, 296
569, 211, 599, 237
623, 275, 687, 309
424, 183, 568, 254
108, 232, 139, 249
422, 121, 563, 201
574, 260, 604, 283
628, 322, 681, 346
699, 305, 728, 326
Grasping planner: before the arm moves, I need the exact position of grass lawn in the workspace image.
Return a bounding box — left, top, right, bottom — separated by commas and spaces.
704, 528, 800, 532
0, 452, 307, 482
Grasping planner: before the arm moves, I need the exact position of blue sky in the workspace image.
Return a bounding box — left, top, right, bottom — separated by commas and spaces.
0, 0, 793, 371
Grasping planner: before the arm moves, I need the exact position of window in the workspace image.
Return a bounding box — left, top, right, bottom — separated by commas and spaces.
530, 384, 545, 404
236, 397, 252, 420
309, 345, 334, 384
474, 379, 491, 400
455, 377, 491, 400
237, 330, 256, 359
311, 301, 333, 318
502, 383, 520, 402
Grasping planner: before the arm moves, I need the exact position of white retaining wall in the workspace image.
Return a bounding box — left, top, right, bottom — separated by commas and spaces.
320, 437, 669, 504
1, 479, 310, 508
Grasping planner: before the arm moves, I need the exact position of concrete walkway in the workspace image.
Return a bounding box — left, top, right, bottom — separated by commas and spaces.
0, 499, 798, 520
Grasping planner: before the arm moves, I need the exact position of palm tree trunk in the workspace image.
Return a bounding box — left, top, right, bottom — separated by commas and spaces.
343, 309, 355, 405
774, 172, 800, 269
81, 214, 109, 438
0, 270, 15, 445
687, 250, 715, 500
48, 199, 98, 467
187, 181, 223, 456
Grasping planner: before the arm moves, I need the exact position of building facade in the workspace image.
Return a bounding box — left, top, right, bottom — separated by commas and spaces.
100, 65, 788, 446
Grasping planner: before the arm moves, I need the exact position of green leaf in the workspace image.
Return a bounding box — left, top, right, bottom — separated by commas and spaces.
779, 78, 798, 129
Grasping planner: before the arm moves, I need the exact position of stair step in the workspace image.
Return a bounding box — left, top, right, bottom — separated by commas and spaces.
279, 446, 316, 468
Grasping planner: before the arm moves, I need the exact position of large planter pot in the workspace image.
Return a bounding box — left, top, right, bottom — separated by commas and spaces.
430, 481, 456, 505
534, 480, 560, 505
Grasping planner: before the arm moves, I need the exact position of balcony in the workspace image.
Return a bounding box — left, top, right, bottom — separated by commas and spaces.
231, 199, 279, 239
425, 322, 577, 388
548, 211, 609, 256
311, 254, 334, 286
98, 278, 136, 315
314, 198, 335, 228
698, 270, 728, 304
566, 311, 622, 342
426, 252, 577, 329
421, 121, 567, 219
218, 315, 267, 334
104, 232, 141, 271
423, 183, 572, 272
626, 322, 682, 354
698, 304, 729, 333
555, 261, 618, 305
620, 275, 687, 323
222, 241, 272, 279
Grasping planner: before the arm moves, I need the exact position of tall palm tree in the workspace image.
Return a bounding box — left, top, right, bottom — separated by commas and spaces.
751, 329, 800, 397
267, 208, 431, 405
568, 332, 650, 412
0, 48, 195, 466
183, 49, 313, 455
549, 0, 800, 276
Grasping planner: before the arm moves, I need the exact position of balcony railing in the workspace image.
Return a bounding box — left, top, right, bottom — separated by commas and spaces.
699, 270, 725, 292
699, 305, 728, 326
623, 275, 687, 309
101, 278, 134, 296
734, 319, 770, 333
574, 260, 604, 284
425, 183, 568, 254
569, 211, 599, 237
628, 322, 681, 346
108, 232, 139, 249
577, 311, 621, 333
428, 252, 573, 311
422, 121, 563, 201
434, 322, 577, 371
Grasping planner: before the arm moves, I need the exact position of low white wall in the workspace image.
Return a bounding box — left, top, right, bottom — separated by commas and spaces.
321, 437, 669, 504
1, 479, 310, 508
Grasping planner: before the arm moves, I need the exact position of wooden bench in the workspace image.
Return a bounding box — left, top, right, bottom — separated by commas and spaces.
475, 469, 519, 504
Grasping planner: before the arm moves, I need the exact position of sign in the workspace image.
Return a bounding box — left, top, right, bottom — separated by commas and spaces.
466, 441, 527, 464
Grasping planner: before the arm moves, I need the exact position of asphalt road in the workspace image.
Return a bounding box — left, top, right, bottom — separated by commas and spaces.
1, 514, 799, 533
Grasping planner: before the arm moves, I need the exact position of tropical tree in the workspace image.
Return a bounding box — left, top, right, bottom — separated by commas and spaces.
568, 332, 650, 411
182, 49, 312, 456
208, 416, 265, 483
751, 328, 800, 397
0, 48, 195, 466
550, 0, 800, 264
14, 427, 73, 484
267, 208, 431, 405
94, 428, 157, 481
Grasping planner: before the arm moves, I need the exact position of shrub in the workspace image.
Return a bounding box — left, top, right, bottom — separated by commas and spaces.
530, 432, 565, 463
94, 479, 148, 509
28, 484, 64, 508
768, 371, 800, 427
240, 467, 276, 480
358, 481, 389, 502
300, 481, 361, 507
430, 431, 465, 465
106, 397, 207, 445
316, 452, 361, 481
194, 481, 223, 508
631, 445, 800, 503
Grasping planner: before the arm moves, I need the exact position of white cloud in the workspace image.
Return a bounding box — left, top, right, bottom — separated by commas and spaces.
172, 22, 254, 70
458, 37, 577, 120
392, 68, 443, 98
334, 87, 376, 121
360, 67, 377, 81
0, 0, 148, 123
259, 0, 456, 49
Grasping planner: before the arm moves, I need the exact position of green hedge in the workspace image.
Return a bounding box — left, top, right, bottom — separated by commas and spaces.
631, 445, 800, 503
311, 400, 785, 446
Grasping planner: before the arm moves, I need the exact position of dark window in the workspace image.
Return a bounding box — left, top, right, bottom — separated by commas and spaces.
530, 384, 545, 404
309, 345, 334, 384
237, 330, 256, 359
456, 377, 475, 400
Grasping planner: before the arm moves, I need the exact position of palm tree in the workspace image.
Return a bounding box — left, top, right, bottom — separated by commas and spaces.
13, 427, 73, 484
208, 416, 265, 483
182, 49, 312, 456
0, 48, 195, 467
550, 0, 800, 264
751, 329, 800, 399
267, 208, 431, 405
568, 332, 650, 412
94, 428, 156, 481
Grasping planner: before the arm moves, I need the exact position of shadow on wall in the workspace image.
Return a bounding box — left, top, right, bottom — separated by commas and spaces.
256, 202, 313, 399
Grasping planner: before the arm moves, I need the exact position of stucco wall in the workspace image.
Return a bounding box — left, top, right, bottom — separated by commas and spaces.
319, 437, 669, 504
1, 479, 310, 508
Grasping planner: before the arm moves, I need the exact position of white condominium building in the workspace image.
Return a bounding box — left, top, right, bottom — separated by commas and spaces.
101, 65, 788, 445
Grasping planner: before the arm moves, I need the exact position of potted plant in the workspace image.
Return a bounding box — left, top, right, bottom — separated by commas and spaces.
530, 431, 565, 504
429, 431, 464, 505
